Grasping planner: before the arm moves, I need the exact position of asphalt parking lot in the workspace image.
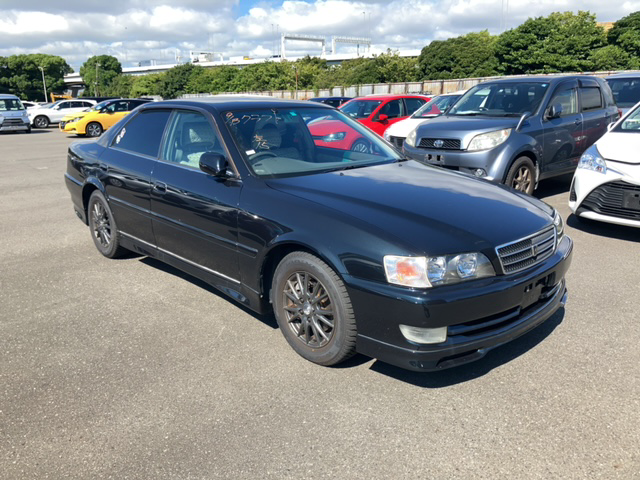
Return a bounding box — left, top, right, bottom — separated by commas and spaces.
1, 129, 639, 479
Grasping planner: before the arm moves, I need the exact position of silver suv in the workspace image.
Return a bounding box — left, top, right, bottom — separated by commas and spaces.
0, 94, 31, 134
402, 76, 619, 194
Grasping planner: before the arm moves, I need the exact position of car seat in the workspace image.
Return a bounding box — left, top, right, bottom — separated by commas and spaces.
180, 121, 218, 168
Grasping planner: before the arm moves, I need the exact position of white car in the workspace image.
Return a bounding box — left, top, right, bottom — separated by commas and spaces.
383, 91, 465, 149
28, 99, 96, 128
569, 102, 640, 228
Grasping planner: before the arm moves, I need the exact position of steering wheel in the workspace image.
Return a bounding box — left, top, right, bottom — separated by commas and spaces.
249, 151, 277, 163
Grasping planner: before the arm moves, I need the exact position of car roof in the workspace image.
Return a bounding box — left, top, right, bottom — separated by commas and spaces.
606, 72, 640, 80
145, 95, 334, 112
0, 94, 20, 99
360, 94, 430, 100
477, 75, 600, 86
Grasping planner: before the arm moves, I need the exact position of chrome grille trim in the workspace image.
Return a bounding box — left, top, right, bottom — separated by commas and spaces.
496, 226, 556, 274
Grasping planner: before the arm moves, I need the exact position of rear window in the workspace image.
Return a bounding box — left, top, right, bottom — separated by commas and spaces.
579, 87, 602, 111
607, 78, 640, 108
112, 109, 171, 157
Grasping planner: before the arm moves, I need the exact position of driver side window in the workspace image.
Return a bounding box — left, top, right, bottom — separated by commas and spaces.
548, 88, 578, 116
162, 111, 222, 169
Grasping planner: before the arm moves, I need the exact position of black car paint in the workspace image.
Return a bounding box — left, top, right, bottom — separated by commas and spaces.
65, 98, 572, 371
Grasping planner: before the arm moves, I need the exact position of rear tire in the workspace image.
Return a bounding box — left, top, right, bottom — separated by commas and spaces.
33, 116, 49, 128
351, 139, 372, 154
505, 156, 535, 195
273, 252, 357, 366
87, 190, 128, 259
86, 122, 103, 137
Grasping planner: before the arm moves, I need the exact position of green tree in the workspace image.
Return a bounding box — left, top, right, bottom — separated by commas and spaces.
130, 73, 163, 97
1, 54, 72, 101
231, 61, 296, 92
589, 45, 637, 70
158, 63, 201, 99
80, 55, 122, 96
608, 12, 640, 58
495, 11, 606, 74
186, 66, 238, 94
104, 74, 135, 97
418, 31, 499, 80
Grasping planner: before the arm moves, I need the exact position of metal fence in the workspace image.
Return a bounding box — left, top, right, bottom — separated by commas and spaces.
180, 70, 624, 100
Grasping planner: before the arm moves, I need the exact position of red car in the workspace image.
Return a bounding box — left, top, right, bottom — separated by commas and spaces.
339, 94, 431, 136
307, 116, 374, 153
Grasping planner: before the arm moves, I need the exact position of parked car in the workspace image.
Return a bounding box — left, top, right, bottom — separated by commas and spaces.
58, 100, 114, 131
21, 101, 40, 109
402, 76, 619, 194
383, 91, 465, 149
28, 98, 97, 128
569, 101, 640, 228
0, 94, 31, 133
60, 98, 151, 137
65, 97, 572, 371
308, 97, 352, 108
339, 94, 431, 136
606, 72, 640, 116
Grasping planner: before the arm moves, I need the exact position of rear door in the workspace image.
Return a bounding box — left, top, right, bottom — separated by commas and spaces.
541, 80, 583, 175
150, 109, 242, 286
578, 79, 608, 156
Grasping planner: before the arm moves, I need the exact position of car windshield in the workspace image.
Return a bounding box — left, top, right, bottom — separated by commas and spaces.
0, 99, 25, 111
607, 78, 640, 108
339, 99, 383, 119
223, 107, 401, 178
615, 104, 640, 132
448, 83, 549, 117
412, 95, 460, 118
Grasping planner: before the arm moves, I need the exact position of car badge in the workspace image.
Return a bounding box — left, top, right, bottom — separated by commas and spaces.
434, 139, 444, 148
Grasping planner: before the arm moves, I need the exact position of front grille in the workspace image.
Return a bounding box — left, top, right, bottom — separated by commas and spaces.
581, 181, 640, 221
496, 226, 555, 274
389, 135, 404, 149
59, 121, 67, 128
418, 138, 461, 150
3, 118, 24, 126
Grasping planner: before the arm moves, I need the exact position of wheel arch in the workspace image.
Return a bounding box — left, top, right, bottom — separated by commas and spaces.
81, 179, 107, 225
503, 149, 538, 184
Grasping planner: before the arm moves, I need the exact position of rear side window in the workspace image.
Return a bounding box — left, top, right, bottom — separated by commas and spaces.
580, 87, 602, 111
405, 98, 426, 114
112, 109, 171, 157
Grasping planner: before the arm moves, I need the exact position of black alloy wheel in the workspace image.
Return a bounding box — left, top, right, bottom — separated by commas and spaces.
33, 116, 49, 128
87, 190, 128, 258
86, 122, 103, 137
351, 139, 372, 154
506, 156, 535, 195
273, 252, 356, 366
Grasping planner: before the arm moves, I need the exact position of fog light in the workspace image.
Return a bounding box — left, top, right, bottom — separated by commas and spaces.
473, 168, 486, 177
399, 325, 447, 344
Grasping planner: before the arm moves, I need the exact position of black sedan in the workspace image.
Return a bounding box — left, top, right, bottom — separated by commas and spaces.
64, 96, 573, 371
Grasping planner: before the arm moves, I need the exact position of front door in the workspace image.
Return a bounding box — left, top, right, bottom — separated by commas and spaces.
150, 109, 242, 286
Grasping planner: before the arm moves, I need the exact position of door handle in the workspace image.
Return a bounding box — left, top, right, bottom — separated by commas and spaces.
153, 182, 167, 194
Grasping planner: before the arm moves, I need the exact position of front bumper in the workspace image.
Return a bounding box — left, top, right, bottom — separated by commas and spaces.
569, 163, 640, 228
347, 235, 573, 371
0, 122, 30, 132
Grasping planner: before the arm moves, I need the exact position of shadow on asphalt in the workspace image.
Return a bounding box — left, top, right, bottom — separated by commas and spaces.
367, 308, 565, 387
567, 214, 639, 242
139, 256, 279, 329
533, 174, 573, 200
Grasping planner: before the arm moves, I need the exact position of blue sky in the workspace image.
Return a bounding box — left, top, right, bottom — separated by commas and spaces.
0, 1, 636, 71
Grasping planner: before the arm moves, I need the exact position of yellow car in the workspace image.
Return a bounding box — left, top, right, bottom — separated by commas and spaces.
59, 100, 113, 131
61, 98, 151, 137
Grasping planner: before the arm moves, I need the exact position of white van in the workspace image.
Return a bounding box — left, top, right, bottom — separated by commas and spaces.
0, 94, 31, 133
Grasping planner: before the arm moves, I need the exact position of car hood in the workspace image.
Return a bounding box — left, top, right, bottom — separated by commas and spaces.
385, 118, 430, 138
597, 132, 640, 165
63, 111, 90, 121
265, 161, 553, 256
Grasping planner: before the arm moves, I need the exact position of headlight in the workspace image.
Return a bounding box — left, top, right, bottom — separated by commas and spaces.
66, 117, 80, 124
405, 128, 417, 147
384, 253, 495, 288
319, 132, 346, 142
578, 147, 606, 174
467, 128, 512, 151
383, 130, 390, 141
553, 210, 564, 240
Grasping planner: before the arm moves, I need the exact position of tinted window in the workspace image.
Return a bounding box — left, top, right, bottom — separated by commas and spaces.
548, 88, 578, 116
580, 87, 602, 111
378, 99, 405, 119
58, 102, 72, 109
112, 109, 171, 157
607, 78, 640, 108
162, 111, 222, 168
616, 105, 640, 132
340, 100, 383, 119
405, 98, 425, 114
450, 83, 549, 116
82, 101, 94, 107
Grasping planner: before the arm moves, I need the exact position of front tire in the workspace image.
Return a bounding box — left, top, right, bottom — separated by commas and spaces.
33, 116, 49, 128
351, 139, 372, 154
273, 252, 357, 366
505, 156, 535, 195
87, 190, 128, 258
86, 122, 103, 137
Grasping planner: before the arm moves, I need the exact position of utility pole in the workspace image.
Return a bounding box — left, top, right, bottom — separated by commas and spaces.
95, 62, 101, 96
38, 66, 47, 102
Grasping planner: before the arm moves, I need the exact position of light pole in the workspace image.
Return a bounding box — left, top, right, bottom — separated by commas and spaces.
95, 62, 101, 96
38, 66, 47, 102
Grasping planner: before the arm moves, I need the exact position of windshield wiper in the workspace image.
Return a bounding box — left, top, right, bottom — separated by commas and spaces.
452, 112, 481, 116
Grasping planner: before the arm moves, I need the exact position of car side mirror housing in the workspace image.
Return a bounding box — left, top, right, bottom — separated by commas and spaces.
547, 103, 563, 119
378, 114, 389, 122
199, 152, 229, 177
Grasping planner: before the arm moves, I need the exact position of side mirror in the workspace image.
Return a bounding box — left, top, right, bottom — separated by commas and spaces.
378, 114, 389, 122
546, 103, 563, 119
199, 152, 229, 177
